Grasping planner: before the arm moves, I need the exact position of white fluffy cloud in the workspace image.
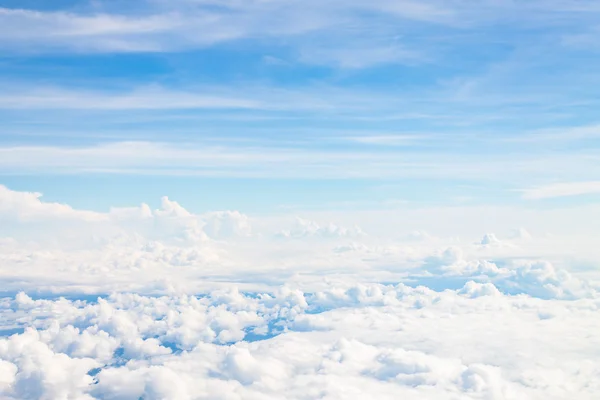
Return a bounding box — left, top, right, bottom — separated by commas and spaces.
0, 185, 104, 222
1, 282, 599, 399
480, 233, 501, 245
1, 186, 599, 398
0, 185, 253, 245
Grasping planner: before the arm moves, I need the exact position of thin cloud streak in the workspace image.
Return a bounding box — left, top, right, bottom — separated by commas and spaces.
522, 181, 600, 200
1, 141, 599, 184
0, 86, 260, 110
1, 1, 599, 66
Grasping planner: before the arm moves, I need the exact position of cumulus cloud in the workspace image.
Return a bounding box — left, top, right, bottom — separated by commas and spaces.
0, 281, 598, 399
1, 186, 599, 398
0, 185, 104, 222
458, 281, 502, 298
480, 233, 501, 246
417, 245, 596, 300
0, 185, 256, 247
477, 233, 518, 249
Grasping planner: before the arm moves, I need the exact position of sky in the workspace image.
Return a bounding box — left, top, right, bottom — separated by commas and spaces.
2, 2, 600, 399
1, 0, 600, 213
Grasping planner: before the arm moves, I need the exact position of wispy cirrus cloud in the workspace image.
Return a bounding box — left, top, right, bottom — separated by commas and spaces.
0, 85, 260, 110
343, 135, 425, 146
1, 0, 599, 66
522, 181, 600, 200
0, 78, 593, 119
503, 125, 600, 142
0, 4, 431, 58
1, 141, 599, 185
0, 83, 417, 114
0, 7, 185, 52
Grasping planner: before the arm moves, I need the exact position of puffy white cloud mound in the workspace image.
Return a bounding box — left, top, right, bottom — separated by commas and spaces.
417, 246, 596, 300
458, 281, 502, 298
0, 282, 599, 399
0, 185, 104, 223
1, 185, 600, 398
480, 233, 502, 245
0, 185, 256, 247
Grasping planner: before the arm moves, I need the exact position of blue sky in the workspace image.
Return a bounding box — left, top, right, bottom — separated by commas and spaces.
1, 0, 600, 212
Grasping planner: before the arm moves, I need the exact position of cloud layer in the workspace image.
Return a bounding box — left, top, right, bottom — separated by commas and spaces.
0, 185, 599, 399
1, 282, 599, 399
